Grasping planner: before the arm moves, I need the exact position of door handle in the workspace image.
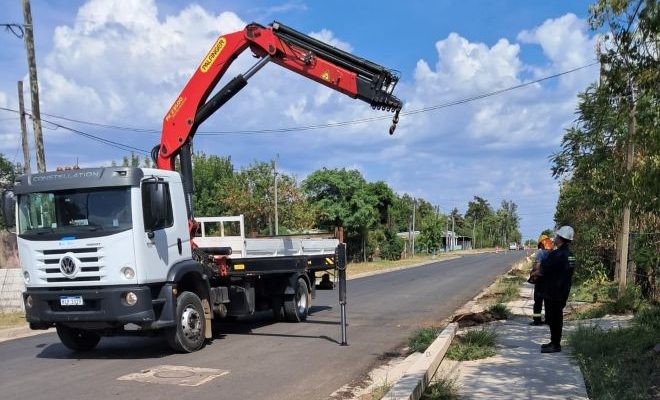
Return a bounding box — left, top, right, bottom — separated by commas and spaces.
177, 238, 182, 255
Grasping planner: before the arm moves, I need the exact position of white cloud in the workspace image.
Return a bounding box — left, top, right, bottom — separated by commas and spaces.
309, 29, 353, 52
414, 34, 521, 95
517, 13, 597, 89
42, 0, 247, 122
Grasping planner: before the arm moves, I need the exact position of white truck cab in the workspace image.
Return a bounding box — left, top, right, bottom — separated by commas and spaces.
3, 167, 340, 353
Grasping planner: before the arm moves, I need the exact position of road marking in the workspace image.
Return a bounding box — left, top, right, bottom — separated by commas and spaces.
117, 365, 229, 386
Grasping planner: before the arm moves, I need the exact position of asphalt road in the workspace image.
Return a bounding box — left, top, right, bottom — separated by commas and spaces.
0, 251, 524, 400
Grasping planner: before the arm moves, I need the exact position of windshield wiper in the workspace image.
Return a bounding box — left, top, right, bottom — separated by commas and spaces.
28, 227, 55, 235
85, 224, 104, 232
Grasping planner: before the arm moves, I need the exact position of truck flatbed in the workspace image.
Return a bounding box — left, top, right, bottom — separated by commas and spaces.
195, 216, 338, 275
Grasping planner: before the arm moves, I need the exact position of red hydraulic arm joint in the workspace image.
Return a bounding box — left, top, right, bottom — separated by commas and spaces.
153, 21, 403, 237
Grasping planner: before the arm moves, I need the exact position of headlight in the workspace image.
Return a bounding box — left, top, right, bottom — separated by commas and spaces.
123, 292, 138, 306
23, 271, 30, 283
121, 267, 135, 280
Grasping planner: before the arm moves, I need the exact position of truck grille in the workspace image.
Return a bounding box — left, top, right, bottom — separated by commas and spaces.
36, 247, 105, 283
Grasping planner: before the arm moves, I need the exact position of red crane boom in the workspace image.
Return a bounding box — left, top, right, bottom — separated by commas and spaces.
153, 21, 403, 228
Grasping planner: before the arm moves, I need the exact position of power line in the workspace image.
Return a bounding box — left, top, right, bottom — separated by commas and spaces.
0, 61, 598, 153
20, 61, 599, 136
42, 119, 150, 155
0, 107, 149, 155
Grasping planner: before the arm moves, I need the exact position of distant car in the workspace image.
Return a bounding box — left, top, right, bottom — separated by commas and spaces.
509, 243, 517, 251
518, 244, 524, 250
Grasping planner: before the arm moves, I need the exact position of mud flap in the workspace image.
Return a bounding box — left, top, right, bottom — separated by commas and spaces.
202, 298, 213, 339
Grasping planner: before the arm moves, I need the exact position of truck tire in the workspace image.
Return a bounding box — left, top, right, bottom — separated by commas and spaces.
283, 278, 310, 322
166, 291, 206, 353
56, 325, 100, 352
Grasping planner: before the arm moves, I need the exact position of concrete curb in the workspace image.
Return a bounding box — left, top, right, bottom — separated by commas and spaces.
383, 323, 458, 400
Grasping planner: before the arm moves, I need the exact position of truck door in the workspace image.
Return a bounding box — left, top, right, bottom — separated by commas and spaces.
138, 179, 189, 283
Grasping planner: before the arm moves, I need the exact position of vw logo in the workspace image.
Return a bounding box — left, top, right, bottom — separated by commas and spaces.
59, 255, 78, 277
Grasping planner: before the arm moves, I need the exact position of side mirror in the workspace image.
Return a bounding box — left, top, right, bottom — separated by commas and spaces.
2, 189, 16, 229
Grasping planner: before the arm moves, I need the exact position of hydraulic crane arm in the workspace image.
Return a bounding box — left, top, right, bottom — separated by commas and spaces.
154, 21, 403, 221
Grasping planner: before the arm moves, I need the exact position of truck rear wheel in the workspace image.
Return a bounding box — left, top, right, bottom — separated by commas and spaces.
167, 291, 206, 353
56, 325, 100, 352
283, 278, 310, 322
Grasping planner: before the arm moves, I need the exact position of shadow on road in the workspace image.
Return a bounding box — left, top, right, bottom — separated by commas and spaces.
214, 311, 342, 344
36, 336, 174, 360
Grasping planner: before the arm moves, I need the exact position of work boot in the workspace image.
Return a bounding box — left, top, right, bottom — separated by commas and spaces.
541, 344, 561, 353
541, 342, 554, 348
529, 320, 543, 326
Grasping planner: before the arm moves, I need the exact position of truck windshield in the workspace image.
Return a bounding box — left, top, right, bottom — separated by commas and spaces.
18, 187, 132, 239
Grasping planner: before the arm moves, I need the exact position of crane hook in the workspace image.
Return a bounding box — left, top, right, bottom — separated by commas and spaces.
389, 109, 400, 135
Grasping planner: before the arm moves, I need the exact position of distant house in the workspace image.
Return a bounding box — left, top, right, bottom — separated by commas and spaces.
397, 230, 472, 253
441, 231, 472, 251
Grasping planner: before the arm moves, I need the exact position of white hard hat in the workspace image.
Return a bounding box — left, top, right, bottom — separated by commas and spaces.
555, 226, 574, 241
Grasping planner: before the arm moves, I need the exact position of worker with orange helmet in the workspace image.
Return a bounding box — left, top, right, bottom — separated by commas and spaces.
528, 234, 554, 325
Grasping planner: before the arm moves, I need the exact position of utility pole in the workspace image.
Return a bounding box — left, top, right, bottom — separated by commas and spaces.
22, 0, 45, 172
451, 214, 455, 251
445, 217, 449, 252
411, 199, 416, 257
472, 219, 476, 250
17, 81, 31, 174
272, 155, 279, 235
617, 78, 636, 297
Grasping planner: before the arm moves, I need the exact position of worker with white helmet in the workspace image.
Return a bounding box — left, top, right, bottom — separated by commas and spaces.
537, 226, 576, 353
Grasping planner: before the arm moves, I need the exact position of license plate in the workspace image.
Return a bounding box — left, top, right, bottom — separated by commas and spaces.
60, 296, 83, 306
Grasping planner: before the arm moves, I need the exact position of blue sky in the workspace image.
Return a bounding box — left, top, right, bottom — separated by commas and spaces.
0, 0, 600, 240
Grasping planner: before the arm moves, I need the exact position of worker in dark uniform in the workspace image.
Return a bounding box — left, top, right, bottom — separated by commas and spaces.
537, 226, 576, 353
528, 234, 553, 325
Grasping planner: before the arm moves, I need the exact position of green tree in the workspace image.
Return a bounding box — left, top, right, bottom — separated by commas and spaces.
551, 0, 658, 294
223, 161, 274, 235
302, 168, 379, 261
192, 153, 235, 218
122, 152, 141, 167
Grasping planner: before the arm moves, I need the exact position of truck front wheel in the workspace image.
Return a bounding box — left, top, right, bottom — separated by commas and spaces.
167, 291, 206, 353
283, 278, 310, 322
56, 325, 100, 352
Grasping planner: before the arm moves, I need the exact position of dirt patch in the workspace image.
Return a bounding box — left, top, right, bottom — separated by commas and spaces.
451, 311, 502, 328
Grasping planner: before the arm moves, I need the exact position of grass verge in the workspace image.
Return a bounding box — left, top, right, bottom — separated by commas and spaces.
368, 381, 393, 400
569, 306, 660, 400
421, 376, 460, 400
446, 327, 497, 361
346, 254, 458, 278
488, 303, 511, 320
568, 283, 649, 320
0, 311, 26, 329
408, 327, 440, 353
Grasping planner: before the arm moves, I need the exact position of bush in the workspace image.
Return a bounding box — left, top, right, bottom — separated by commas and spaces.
421, 377, 459, 400
446, 328, 497, 361
462, 327, 497, 347
488, 303, 510, 320
607, 284, 644, 314
569, 321, 659, 399
632, 305, 660, 331
408, 327, 440, 353
380, 229, 405, 261
572, 284, 648, 320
